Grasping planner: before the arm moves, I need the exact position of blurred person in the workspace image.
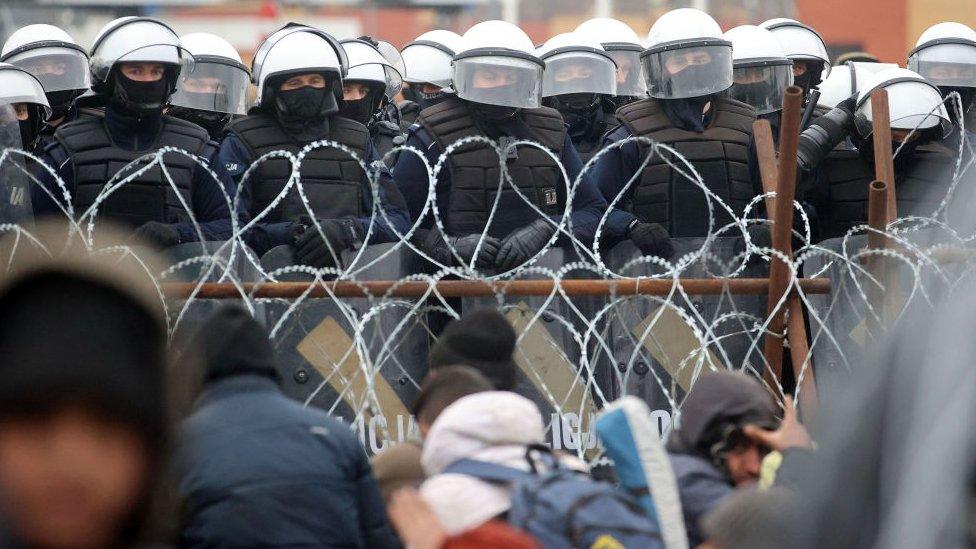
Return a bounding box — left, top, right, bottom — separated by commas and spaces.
218, 24, 410, 265
666, 372, 812, 546
0, 222, 169, 549
399, 30, 464, 126
574, 18, 648, 113
371, 365, 493, 503
30, 17, 237, 248
760, 18, 831, 109
797, 68, 957, 242
835, 51, 880, 65
699, 487, 799, 549
388, 488, 540, 549
168, 33, 249, 140
592, 8, 758, 257
537, 32, 619, 163
0, 63, 51, 154
339, 37, 405, 160
393, 20, 608, 274
428, 308, 519, 390
176, 305, 398, 548
1, 24, 91, 148
908, 22, 976, 133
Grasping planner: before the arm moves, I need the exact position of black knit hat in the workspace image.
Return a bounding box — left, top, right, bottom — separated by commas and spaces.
429, 309, 518, 390
191, 305, 280, 384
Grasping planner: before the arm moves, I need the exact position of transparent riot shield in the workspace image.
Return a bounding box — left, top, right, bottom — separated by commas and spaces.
0, 103, 32, 226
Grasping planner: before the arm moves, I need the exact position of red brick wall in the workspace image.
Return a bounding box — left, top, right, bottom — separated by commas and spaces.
796, 0, 908, 63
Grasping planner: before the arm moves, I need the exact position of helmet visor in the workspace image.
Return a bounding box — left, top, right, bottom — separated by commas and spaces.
92, 43, 194, 87
347, 62, 403, 101
0, 103, 21, 149
855, 80, 951, 137
606, 48, 645, 96
5, 46, 91, 92
729, 62, 793, 114
0, 69, 52, 118
170, 60, 249, 114
910, 43, 976, 88
543, 51, 617, 97
453, 55, 543, 109
402, 43, 454, 88
642, 42, 734, 99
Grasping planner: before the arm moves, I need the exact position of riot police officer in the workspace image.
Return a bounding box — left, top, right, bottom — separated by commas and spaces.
31, 17, 236, 247
592, 8, 758, 256
798, 68, 956, 241
537, 32, 619, 164
168, 33, 249, 140
399, 30, 464, 127
1, 24, 91, 148
392, 20, 608, 272
338, 38, 405, 160
216, 24, 410, 266
575, 18, 648, 114
908, 22, 976, 135
760, 18, 831, 112
724, 25, 794, 142
0, 63, 51, 154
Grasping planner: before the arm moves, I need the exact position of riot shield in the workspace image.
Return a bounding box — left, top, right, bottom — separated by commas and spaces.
0, 103, 32, 226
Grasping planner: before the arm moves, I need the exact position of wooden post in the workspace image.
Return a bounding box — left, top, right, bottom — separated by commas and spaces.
866, 180, 890, 335
871, 89, 898, 222
761, 86, 804, 397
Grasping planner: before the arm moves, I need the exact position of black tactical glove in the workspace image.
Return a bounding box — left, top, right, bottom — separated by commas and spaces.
292, 217, 361, 269
422, 230, 501, 269
836, 92, 858, 116
627, 222, 675, 259
495, 218, 557, 272
133, 221, 181, 249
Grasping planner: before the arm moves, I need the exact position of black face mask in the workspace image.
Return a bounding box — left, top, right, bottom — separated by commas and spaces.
940, 86, 976, 122
546, 93, 602, 135
339, 98, 373, 125
662, 96, 710, 132
417, 90, 449, 111
276, 86, 332, 120
111, 72, 170, 116
793, 62, 825, 98
733, 81, 773, 107
45, 89, 82, 121
603, 95, 639, 114
167, 106, 230, 138
469, 101, 519, 123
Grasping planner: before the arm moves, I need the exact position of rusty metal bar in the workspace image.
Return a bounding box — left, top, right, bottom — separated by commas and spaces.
162, 277, 832, 300
871, 88, 898, 221
762, 85, 804, 393
866, 179, 890, 335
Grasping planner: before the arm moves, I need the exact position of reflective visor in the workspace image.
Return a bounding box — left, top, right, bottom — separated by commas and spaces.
606, 48, 645, 97
453, 54, 543, 109
642, 41, 733, 99
729, 61, 793, 114
542, 50, 617, 97
909, 42, 976, 88
5, 46, 91, 92
170, 59, 249, 114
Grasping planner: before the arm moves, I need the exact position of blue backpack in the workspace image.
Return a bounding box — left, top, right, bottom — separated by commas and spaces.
445, 447, 663, 549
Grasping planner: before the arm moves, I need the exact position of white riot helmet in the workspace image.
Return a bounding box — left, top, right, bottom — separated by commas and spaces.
89, 17, 190, 99
760, 18, 831, 89
854, 67, 951, 140
537, 32, 618, 98
817, 62, 898, 108
339, 38, 404, 124
452, 21, 544, 109
908, 22, 976, 114
575, 18, 646, 97
724, 25, 793, 115
0, 63, 52, 148
1, 24, 90, 118
169, 33, 249, 118
402, 30, 463, 90
250, 24, 348, 113
642, 9, 733, 100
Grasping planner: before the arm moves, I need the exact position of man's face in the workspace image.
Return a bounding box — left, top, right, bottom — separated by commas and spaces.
724, 439, 767, 487
0, 405, 150, 549
734, 67, 766, 85
119, 62, 165, 82
24, 58, 68, 77
609, 51, 634, 85
418, 83, 443, 94
552, 63, 593, 83
279, 72, 327, 91
472, 67, 518, 89
664, 50, 713, 75
343, 82, 372, 101
792, 60, 811, 77
182, 75, 223, 94
12, 103, 30, 121
891, 128, 922, 144
925, 64, 976, 83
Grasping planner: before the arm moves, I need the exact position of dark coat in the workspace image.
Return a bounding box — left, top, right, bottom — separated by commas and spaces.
176, 375, 399, 548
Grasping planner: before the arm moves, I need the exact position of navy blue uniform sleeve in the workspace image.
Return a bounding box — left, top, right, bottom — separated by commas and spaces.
30, 143, 75, 220
593, 126, 640, 241
557, 135, 608, 247
392, 126, 443, 226
355, 141, 411, 243
172, 141, 241, 243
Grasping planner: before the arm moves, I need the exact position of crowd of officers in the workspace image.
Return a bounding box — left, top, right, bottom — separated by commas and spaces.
1, 10, 974, 270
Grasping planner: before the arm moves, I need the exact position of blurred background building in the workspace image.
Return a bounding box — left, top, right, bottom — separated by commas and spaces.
1, 0, 973, 64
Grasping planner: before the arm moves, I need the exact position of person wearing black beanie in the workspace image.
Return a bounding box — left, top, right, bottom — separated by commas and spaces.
0, 232, 170, 549
428, 309, 519, 391
177, 305, 399, 548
